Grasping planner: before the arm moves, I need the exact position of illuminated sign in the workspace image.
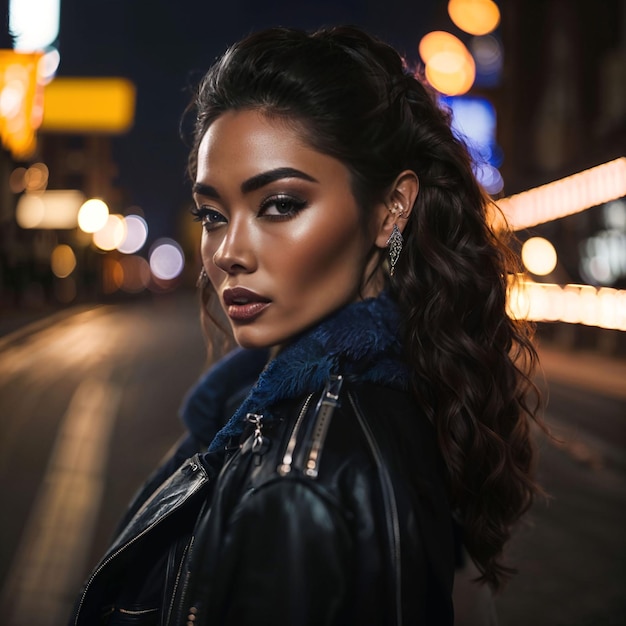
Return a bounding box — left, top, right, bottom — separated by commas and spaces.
497, 158, 626, 230
41, 78, 136, 133
9, 0, 60, 51
16, 189, 86, 229
0, 49, 43, 158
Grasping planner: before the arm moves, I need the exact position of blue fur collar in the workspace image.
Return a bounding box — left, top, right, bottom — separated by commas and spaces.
181, 291, 409, 453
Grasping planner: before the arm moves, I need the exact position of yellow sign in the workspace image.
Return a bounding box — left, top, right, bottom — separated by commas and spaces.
41, 77, 136, 133
0, 50, 44, 159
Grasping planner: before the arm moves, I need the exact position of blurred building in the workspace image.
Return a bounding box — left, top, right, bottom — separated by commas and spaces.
499, 0, 626, 352
501, 0, 625, 191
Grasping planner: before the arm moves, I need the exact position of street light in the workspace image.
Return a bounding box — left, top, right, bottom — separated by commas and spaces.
77, 198, 109, 233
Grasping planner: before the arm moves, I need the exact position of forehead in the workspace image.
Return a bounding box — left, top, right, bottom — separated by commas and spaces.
195, 109, 350, 187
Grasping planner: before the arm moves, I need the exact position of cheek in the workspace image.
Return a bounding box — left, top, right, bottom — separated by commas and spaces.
277, 210, 366, 289
200, 232, 219, 280
200, 231, 211, 263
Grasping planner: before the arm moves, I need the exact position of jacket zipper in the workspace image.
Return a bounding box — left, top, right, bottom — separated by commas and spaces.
303, 375, 344, 478
348, 391, 402, 626
278, 393, 315, 475
73, 458, 208, 625
164, 536, 193, 625
174, 445, 249, 625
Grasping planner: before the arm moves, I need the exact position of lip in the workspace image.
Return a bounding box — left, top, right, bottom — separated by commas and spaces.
223, 287, 271, 322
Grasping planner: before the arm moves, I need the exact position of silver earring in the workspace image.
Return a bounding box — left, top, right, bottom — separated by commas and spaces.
386, 224, 403, 276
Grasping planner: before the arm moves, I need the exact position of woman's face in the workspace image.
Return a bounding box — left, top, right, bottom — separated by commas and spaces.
194, 109, 381, 349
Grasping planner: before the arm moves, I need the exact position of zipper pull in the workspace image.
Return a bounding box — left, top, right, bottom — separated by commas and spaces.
305, 375, 344, 478
245, 413, 269, 457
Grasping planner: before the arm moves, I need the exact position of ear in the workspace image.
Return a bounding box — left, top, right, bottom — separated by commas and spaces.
373, 170, 419, 248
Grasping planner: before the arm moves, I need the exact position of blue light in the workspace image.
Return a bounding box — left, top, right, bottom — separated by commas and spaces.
440, 95, 504, 193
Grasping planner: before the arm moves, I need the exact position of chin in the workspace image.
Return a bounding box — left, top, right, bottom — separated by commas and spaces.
232, 329, 280, 351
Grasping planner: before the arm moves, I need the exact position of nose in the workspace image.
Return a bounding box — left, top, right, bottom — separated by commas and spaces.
211, 217, 256, 274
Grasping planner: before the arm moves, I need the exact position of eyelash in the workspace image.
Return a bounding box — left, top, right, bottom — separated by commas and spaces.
258, 194, 307, 219
190, 206, 224, 231
190, 194, 307, 231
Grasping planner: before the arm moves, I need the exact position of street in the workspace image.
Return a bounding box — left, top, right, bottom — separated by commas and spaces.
0, 291, 624, 626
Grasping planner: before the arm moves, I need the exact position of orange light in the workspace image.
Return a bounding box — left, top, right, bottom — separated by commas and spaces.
418, 32, 475, 95
425, 51, 475, 95
0, 49, 44, 159
42, 77, 135, 134
50, 244, 77, 278
119, 255, 151, 293
102, 257, 124, 294
448, 0, 501, 36
24, 162, 48, 191
9, 166, 27, 193
419, 31, 468, 63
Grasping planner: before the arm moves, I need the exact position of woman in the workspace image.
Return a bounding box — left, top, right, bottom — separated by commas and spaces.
71, 26, 541, 626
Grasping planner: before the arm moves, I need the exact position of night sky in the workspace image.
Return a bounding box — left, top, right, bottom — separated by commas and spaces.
57, 0, 440, 241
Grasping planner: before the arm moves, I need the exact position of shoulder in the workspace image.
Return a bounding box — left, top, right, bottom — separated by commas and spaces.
328, 381, 441, 479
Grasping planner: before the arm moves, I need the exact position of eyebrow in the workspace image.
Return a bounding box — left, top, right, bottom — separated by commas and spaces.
240, 167, 318, 194
193, 167, 318, 199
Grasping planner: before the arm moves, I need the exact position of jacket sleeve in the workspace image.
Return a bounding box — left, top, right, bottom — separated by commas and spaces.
207, 478, 353, 626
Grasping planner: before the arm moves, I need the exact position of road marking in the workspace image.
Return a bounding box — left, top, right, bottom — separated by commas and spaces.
0, 373, 122, 625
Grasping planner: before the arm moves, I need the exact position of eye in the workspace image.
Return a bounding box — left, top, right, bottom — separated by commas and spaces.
190, 206, 227, 231
258, 195, 307, 220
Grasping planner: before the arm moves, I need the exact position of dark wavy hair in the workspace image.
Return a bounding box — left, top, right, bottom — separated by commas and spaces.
186, 26, 543, 589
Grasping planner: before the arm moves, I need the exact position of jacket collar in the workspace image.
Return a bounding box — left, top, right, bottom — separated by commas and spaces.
205, 291, 409, 452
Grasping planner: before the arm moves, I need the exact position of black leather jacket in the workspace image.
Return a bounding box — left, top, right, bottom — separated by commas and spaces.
70, 377, 454, 626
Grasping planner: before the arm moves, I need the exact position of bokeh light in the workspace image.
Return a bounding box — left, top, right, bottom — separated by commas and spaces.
0, 66, 28, 119
78, 198, 109, 233
10, 0, 61, 51
419, 31, 467, 63
522, 237, 558, 276
0, 50, 43, 158
470, 35, 503, 87
102, 257, 124, 294
580, 230, 626, 286
37, 47, 60, 84
448, 0, 501, 36
93, 214, 126, 251
24, 162, 48, 191
50, 244, 76, 278
507, 278, 626, 331
425, 53, 475, 96
149, 238, 185, 281
15, 189, 83, 229
118, 214, 148, 254
474, 163, 503, 195
119, 255, 151, 293
9, 167, 27, 193
419, 32, 475, 96
15, 193, 45, 228
603, 199, 626, 231
496, 158, 626, 231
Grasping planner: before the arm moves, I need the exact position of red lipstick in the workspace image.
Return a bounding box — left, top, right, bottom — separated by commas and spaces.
223, 287, 271, 322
